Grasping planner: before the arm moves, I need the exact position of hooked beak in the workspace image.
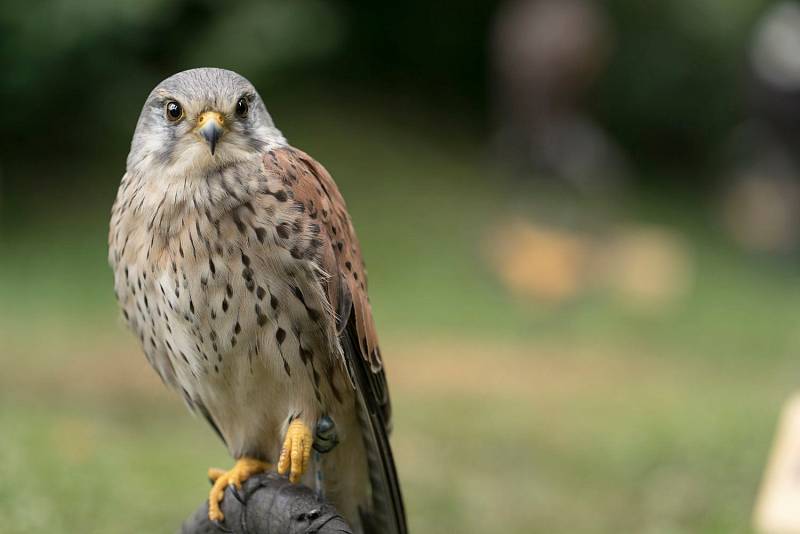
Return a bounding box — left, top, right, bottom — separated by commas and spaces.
197, 111, 225, 155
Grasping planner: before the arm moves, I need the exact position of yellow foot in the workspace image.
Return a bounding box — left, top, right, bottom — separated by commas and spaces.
207, 457, 270, 522
277, 418, 313, 483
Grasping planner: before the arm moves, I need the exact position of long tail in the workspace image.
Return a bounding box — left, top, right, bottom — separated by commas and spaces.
343, 329, 408, 534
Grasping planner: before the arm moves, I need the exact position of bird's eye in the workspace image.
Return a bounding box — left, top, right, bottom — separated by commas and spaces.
165, 101, 183, 121
235, 97, 249, 117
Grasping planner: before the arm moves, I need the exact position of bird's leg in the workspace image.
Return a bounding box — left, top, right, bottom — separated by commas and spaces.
313, 415, 339, 453
277, 417, 314, 483
207, 457, 270, 521
311, 416, 339, 500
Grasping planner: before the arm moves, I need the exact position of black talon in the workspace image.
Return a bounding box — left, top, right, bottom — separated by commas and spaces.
229, 483, 245, 504
313, 415, 340, 453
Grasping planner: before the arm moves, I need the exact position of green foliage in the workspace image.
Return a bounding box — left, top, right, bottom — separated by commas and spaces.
0, 0, 781, 186
594, 0, 773, 167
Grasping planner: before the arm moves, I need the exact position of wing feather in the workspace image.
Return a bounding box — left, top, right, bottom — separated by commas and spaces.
263, 146, 405, 533
264, 147, 384, 376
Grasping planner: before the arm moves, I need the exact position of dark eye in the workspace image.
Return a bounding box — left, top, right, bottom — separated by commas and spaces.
165, 101, 183, 121
236, 97, 249, 117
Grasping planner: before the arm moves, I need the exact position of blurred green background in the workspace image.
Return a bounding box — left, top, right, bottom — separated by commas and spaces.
3, 0, 800, 532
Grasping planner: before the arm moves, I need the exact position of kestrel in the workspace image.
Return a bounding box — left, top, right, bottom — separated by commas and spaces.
109, 68, 406, 533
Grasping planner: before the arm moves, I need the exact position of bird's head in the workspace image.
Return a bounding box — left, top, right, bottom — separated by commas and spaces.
127, 68, 285, 176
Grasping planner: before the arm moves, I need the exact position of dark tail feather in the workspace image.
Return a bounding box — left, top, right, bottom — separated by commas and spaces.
343, 330, 407, 534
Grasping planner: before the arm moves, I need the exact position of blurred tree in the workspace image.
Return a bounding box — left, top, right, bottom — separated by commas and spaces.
0, 0, 344, 160
490, 0, 629, 192
593, 0, 773, 171
0, 0, 786, 204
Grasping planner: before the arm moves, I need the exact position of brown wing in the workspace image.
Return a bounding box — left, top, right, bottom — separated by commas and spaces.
262, 146, 387, 403
263, 146, 406, 534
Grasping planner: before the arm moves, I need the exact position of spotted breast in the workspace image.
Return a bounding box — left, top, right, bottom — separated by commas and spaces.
109, 145, 356, 462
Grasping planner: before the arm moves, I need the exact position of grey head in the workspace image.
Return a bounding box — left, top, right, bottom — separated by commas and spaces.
127, 68, 285, 175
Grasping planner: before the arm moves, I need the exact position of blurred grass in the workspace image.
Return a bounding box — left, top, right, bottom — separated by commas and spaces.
2, 93, 800, 532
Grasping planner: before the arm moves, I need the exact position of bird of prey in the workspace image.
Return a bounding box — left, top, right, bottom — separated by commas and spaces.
108, 68, 406, 533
